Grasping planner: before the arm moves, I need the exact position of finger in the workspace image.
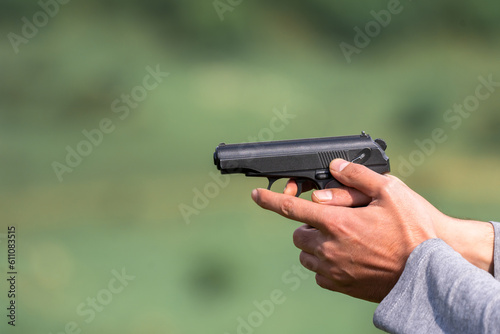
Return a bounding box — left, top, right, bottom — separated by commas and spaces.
284, 179, 316, 196
252, 188, 346, 230
328, 159, 390, 198
293, 224, 322, 253
312, 186, 372, 207
300, 253, 344, 286
283, 179, 297, 196
299, 251, 321, 273
297, 242, 355, 292
315, 273, 341, 292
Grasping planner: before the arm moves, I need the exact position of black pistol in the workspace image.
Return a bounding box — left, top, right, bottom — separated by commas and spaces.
213, 131, 390, 196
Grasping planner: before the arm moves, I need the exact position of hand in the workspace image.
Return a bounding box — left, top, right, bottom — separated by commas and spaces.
252, 159, 441, 302
293, 168, 495, 275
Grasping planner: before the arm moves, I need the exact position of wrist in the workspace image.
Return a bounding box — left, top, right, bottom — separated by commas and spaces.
436, 216, 494, 274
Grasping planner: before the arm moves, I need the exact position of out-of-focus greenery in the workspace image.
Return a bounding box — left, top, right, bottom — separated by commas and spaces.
1, 1, 500, 333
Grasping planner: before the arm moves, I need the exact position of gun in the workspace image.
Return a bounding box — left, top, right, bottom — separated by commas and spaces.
213, 131, 390, 197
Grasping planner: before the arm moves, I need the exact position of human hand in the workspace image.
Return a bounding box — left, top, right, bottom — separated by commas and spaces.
252, 159, 440, 302
285, 164, 495, 276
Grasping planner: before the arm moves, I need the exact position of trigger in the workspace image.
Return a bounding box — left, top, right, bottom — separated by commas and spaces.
295, 179, 305, 197
267, 177, 279, 191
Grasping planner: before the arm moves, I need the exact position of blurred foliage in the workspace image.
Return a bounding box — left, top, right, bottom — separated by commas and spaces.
1, 0, 500, 333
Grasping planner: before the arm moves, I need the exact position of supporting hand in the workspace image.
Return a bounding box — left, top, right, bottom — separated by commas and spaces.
252, 159, 441, 302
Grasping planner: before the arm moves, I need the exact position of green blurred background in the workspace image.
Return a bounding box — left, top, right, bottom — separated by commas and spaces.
1, 0, 500, 333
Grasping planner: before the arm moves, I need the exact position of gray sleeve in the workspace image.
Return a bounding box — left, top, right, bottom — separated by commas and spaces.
373, 233, 500, 333
492, 221, 500, 279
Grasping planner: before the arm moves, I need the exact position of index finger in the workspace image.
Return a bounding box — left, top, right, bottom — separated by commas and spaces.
251, 188, 345, 231
284, 179, 316, 196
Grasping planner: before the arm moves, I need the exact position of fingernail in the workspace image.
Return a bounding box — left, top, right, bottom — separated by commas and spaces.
313, 190, 332, 202
330, 159, 349, 172
251, 189, 259, 202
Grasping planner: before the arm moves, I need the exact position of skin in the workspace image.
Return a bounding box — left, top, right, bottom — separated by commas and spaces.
251, 159, 494, 303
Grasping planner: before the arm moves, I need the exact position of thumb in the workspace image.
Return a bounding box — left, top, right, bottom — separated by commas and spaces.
329, 159, 388, 198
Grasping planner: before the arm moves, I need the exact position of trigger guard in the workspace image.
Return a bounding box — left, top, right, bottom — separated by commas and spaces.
267, 177, 280, 190
324, 179, 343, 189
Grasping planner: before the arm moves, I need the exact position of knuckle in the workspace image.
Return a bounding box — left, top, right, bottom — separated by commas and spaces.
378, 176, 401, 198
385, 175, 404, 187
328, 268, 343, 283
280, 197, 295, 217
386, 174, 403, 184
316, 242, 338, 264
345, 163, 367, 179
313, 244, 327, 261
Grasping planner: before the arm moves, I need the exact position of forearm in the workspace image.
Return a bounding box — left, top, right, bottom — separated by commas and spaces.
436, 218, 494, 274
374, 238, 500, 333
